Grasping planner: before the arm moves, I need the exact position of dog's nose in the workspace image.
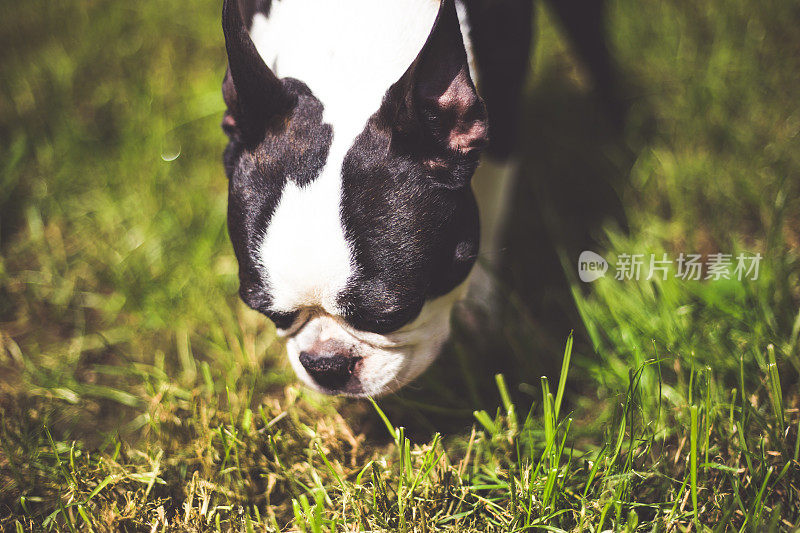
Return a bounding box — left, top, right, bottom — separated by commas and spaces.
299, 351, 360, 391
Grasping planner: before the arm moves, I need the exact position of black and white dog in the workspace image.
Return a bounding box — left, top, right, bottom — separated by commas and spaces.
221, 0, 538, 397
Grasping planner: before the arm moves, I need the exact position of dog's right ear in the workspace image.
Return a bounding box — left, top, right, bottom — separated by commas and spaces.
378, 0, 487, 188
222, 0, 293, 143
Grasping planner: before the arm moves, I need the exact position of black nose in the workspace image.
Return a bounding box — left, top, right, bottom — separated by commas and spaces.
299, 352, 360, 390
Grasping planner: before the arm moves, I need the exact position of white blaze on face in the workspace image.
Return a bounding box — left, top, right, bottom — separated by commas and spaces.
252, 0, 441, 315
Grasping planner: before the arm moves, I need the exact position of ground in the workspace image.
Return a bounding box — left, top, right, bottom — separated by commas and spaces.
1, 0, 799, 530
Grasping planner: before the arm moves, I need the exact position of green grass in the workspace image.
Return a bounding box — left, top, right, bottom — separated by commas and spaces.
1, 0, 799, 530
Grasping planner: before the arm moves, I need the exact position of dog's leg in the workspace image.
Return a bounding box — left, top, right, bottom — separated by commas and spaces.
469, 158, 517, 307
462, 0, 534, 308
545, 0, 626, 123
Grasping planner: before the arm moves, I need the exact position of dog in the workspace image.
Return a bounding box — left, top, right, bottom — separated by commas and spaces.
220, 0, 612, 397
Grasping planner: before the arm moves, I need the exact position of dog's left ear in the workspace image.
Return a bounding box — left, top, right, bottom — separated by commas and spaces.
382, 0, 488, 187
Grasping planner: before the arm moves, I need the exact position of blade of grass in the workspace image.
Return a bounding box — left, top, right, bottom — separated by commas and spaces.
690, 404, 699, 528
553, 330, 573, 422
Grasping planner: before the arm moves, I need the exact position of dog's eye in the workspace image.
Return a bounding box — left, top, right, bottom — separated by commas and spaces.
345, 301, 424, 335
263, 309, 299, 330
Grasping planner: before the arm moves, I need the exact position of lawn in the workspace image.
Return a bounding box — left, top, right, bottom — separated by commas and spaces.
1, 0, 799, 530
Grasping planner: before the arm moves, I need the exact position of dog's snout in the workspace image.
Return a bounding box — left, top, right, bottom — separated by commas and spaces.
299, 351, 360, 391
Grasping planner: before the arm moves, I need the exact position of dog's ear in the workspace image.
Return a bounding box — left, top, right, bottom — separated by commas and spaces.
382, 0, 488, 187
222, 0, 293, 143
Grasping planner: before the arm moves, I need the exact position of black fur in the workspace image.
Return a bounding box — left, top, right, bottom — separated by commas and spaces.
236, 0, 271, 28
338, 119, 480, 333
222, 0, 292, 144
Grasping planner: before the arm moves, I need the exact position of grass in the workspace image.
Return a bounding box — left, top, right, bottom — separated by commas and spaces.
1, 0, 799, 530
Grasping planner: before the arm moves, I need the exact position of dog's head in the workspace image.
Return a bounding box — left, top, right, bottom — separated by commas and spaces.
221, 0, 488, 397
